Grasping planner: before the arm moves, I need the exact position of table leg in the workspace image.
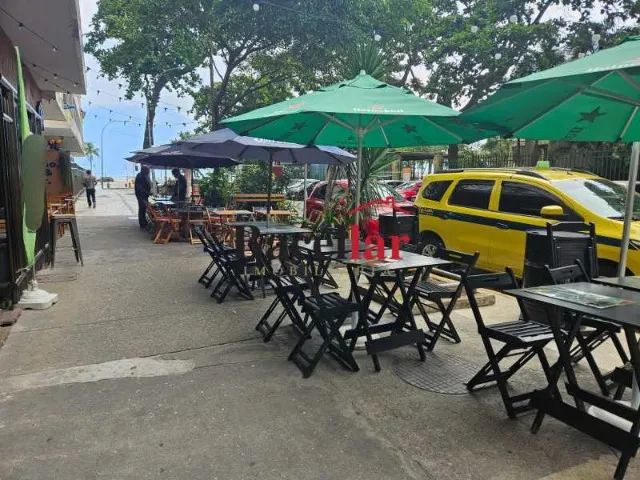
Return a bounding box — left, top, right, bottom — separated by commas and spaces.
395, 268, 426, 361
531, 308, 584, 433
346, 266, 381, 371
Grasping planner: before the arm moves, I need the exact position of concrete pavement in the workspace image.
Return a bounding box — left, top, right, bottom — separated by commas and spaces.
0, 189, 637, 480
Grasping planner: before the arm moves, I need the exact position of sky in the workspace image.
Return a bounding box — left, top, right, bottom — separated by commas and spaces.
76, 0, 202, 179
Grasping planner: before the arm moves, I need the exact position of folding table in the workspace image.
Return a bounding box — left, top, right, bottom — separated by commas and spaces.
505, 282, 640, 480
334, 251, 451, 371
227, 221, 311, 265
593, 276, 640, 292
297, 239, 367, 288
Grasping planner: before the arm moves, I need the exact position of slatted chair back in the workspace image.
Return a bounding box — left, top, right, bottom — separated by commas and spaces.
544, 260, 590, 285
464, 268, 519, 330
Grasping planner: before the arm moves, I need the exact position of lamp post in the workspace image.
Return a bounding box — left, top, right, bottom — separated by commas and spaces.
100, 119, 127, 189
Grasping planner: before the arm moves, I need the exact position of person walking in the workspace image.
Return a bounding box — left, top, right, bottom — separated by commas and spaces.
83, 170, 97, 208
171, 168, 187, 202
135, 166, 152, 229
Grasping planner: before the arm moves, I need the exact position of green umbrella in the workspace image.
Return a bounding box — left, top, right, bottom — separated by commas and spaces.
462, 36, 640, 279
222, 71, 490, 222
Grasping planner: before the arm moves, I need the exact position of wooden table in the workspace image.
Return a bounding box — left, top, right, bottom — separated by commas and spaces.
505, 282, 640, 480
334, 250, 451, 371
253, 208, 294, 222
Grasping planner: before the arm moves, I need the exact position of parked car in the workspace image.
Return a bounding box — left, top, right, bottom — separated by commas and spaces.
396, 180, 422, 202
286, 178, 319, 199
306, 180, 413, 236
414, 168, 640, 277
379, 179, 405, 189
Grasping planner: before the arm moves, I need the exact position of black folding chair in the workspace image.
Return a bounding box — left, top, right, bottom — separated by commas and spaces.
544, 262, 629, 396
287, 258, 360, 378
410, 248, 479, 350
204, 228, 255, 303
249, 237, 309, 341
194, 226, 223, 288
465, 268, 557, 418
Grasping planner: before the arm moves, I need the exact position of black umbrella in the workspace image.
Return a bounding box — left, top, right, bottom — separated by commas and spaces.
126, 143, 238, 169
181, 128, 355, 223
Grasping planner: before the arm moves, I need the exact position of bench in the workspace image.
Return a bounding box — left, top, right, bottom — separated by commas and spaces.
230, 193, 285, 208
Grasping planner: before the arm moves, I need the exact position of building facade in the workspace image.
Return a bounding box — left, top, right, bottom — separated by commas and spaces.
0, 0, 85, 303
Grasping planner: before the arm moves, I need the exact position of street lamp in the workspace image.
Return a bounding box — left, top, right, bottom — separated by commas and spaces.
100, 119, 127, 189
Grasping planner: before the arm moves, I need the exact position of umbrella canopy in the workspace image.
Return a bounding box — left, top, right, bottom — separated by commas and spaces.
461, 36, 640, 283
181, 128, 355, 224
461, 36, 640, 142
182, 128, 355, 165
221, 72, 491, 222
221, 72, 489, 147
127, 143, 238, 169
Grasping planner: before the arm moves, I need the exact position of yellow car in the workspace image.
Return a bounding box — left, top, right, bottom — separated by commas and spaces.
414, 168, 640, 277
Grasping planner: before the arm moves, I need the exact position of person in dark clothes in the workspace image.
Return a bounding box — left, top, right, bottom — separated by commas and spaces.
171, 168, 187, 202
83, 170, 97, 208
134, 166, 151, 229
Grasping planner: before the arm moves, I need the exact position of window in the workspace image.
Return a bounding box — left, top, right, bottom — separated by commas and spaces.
312, 184, 327, 199
422, 180, 452, 201
448, 180, 494, 209
552, 178, 640, 220
499, 182, 574, 217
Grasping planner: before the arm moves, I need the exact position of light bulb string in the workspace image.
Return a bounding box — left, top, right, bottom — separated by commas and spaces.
0, 6, 59, 52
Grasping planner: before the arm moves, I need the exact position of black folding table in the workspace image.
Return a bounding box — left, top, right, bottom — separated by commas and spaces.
334, 251, 451, 371
593, 276, 640, 292
227, 221, 311, 265
505, 282, 640, 480
297, 239, 367, 288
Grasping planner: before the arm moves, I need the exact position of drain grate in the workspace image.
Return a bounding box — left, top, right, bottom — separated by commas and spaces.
393, 351, 482, 395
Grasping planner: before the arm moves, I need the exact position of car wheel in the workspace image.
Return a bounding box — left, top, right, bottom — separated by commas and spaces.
419, 233, 444, 257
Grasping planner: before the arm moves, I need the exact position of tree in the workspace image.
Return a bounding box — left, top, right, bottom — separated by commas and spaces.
84, 142, 99, 172
85, 0, 206, 147
366, 0, 640, 161
189, 0, 363, 130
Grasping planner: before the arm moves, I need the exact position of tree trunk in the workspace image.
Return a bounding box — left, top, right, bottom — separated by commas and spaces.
448, 144, 459, 169
142, 82, 163, 149
209, 50, 216, 130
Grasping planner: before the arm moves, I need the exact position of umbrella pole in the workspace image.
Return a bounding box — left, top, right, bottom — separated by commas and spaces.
354, 132, 363, 227
266, 156, 273, 229
618, 141, 640, 280
303, 163, 308, 221
618, 142, 640, 411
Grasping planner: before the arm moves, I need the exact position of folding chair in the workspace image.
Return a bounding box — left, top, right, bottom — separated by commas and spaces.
288, 259, 360, 378
194, 226, 222, 288
147, 205, 181, 244
544, 262, 629, 396
205, 229, 255, 303
248, 236, 310, 341
410, 248, 479, 350
464, 268, 557, 418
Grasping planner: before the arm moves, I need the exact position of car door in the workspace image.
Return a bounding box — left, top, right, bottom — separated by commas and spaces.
491, 180, 581, 276
306, 183, 326, 219
443, 179, 498, 270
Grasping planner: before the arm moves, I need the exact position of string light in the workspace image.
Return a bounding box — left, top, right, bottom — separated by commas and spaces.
0, 6, 60, 52
253, 2, 260, 12
470, 25, 479, 33
494, 53, 502, 60
509, 15, 518, 23
373, 31, 381, 42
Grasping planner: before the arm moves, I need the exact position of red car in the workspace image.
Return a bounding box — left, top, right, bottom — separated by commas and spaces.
396, 180, 422, 202
306, 180, 413, 237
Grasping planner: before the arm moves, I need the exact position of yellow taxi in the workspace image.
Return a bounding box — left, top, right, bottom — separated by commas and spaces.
414, 168, 640, 277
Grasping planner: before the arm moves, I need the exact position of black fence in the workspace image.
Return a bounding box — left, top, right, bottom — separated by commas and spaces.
448, 144, 634, 181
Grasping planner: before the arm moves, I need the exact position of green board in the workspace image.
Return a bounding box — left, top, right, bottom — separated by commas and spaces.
21, 134, 46, 232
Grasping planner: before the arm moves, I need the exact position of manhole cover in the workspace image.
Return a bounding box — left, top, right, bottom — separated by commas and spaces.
393, 351, 482, 395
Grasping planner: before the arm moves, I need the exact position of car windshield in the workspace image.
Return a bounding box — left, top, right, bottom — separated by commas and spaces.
552, 177, 640, 219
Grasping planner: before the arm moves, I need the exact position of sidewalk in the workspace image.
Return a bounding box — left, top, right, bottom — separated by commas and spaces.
0, 189, 635, 479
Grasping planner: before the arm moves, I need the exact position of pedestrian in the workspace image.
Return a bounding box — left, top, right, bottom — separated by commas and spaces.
83, 169, 97, 208
171, 168, 187, 202
135, 165, 152, 229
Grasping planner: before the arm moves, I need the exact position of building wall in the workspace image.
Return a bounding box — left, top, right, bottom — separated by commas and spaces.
0, 27, 42, 107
